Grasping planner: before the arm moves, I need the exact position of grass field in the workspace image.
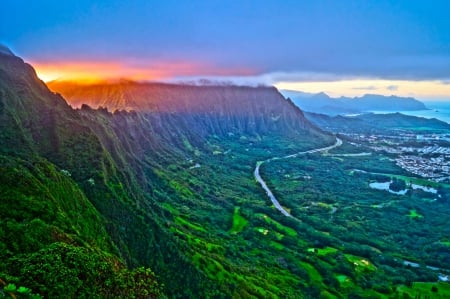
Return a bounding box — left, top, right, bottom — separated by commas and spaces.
256, 213, 297, 237
397, 282, 450, 298
307, 246, 338, 256
407, 209, 424, 219
229, 207, 248, 234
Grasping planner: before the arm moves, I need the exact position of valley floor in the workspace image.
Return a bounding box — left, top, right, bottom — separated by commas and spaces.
157, 132, 450, 298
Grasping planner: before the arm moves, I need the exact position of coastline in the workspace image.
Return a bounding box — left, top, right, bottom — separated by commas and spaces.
367, 102, 450, 124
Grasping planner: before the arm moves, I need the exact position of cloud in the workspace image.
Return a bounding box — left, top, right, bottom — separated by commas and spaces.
264, 72, 356, 83
31, 59, 258, 82
386, 85, 399, 91
4, 1, 450, 83
170, 71, 360, 88
351, 86, 378, 91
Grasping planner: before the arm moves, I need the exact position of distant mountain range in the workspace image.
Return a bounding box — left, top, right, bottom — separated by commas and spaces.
281, 90, 428, 115
305, 111, 450, 134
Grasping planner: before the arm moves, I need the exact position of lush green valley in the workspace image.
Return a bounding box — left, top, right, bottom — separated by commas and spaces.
1, 49, 450, 299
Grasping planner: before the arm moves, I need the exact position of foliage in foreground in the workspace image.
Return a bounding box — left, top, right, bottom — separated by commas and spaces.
3, 243, 161, 298
0, 156, 163, 298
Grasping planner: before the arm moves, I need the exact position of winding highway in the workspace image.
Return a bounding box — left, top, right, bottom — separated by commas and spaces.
253, 137, 450, 280
254, 137, 342, 217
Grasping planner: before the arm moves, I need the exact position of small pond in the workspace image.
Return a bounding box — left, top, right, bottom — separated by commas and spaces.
369, 181, 437, 196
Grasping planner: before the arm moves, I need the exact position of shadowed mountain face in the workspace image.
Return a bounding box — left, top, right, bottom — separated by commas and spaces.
49, 80, 318, 136
1, 49, 332, 297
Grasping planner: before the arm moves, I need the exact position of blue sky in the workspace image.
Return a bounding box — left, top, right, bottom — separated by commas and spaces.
1, 0, 450, 98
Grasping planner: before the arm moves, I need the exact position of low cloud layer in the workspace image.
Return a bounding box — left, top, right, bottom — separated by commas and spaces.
387, 85, 399, 91
351, 86, 378, 91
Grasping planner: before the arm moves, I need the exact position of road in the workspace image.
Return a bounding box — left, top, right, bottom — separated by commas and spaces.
253, 137, 450, 279
254, 138, 342, 217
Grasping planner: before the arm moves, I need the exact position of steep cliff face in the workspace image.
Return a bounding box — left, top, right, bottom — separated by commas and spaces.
0, 50, 212, 298
0, 51, 77, 157
1, 49, 332, 297
49, 80, 319, 136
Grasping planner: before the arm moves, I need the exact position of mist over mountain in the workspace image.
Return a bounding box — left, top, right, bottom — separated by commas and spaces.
282, 89, 427, 115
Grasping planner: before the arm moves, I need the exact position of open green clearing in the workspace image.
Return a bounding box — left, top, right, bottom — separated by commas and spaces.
256, 213, 297, 237
229, 207, 248, 234
407, 209, 424, 219
344, 254, 377, 272
307, 246, 338, 256
397, 282, 450, 298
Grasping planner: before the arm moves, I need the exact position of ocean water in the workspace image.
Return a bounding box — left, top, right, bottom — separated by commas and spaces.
372, 101, 450, 124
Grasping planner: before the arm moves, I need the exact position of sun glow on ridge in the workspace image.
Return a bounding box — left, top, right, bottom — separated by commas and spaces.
32, 61, 168, 83
31, 59, 258, 83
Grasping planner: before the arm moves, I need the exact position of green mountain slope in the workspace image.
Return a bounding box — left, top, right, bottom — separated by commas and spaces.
3, 47, 450, 299
1, 49, 334, 298
0, 50, 213, 298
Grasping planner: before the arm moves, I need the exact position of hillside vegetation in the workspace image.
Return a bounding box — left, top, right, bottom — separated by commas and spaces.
1, 50, 332, 297
2, 49, 449, 299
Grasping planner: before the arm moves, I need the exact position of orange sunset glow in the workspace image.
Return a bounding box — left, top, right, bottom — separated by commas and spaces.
31, 60, 257, 83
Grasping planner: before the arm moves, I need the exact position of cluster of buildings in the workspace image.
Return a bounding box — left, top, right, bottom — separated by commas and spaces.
417, 145, 450, 155
346, 132, 450, 183
395, 155, 450, 182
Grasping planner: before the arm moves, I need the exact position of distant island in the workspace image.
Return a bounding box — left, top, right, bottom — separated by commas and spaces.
281, 90, 428, 115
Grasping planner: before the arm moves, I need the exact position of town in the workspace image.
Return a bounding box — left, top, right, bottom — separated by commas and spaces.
343, 132, 450, 183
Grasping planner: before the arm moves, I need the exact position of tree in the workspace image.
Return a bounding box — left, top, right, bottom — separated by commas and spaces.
389, 178, 406, 192
9, 243, 163, 298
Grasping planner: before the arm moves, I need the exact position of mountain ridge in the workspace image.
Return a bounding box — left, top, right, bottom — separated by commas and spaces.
4, 45, 449, 299
281, 89, 428, 115
48, 79, 322, 137
0, 45, 15, 56
1, 48, 332, 297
